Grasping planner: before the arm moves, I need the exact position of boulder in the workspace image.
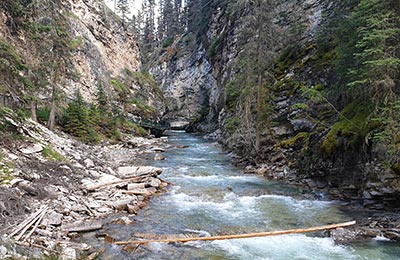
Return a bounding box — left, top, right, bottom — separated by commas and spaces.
154, 154, 165, 161
289, 119, 315, 132
149, 177, 162, 188
60, 246, 77, 260
61, 220, 103, 233
42, 210, 63, 226
117, 166, 162, 178
20, 143, 43, 154
244, 165, 256, 174
7, 153, 18, 160
331, 227, 379, 243
108, 199, 136, 211
0, 245, 8, 259
84, 159, 95, 168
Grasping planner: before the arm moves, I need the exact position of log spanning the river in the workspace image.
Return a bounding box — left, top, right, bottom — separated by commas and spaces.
114, 220, 356, 245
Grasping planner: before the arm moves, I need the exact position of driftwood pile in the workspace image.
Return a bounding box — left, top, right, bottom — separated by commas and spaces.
8, 206, 48, 242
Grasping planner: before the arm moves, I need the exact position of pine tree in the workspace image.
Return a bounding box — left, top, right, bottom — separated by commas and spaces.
117, 0, 130, 25
348, 0, 400, 164
62, 90, 99, 144
226, 0, 279, 155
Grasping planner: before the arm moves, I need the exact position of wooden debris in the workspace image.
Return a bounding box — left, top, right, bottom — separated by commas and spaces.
120, 189, 152, 196
61, 220, 103, 233
9, 206, 48, 241
114, 221, 356, 245
86, 176, 147, 191
23, 207, 48, 241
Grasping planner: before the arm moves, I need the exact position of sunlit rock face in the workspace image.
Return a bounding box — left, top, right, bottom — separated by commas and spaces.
0, 0, 166, 119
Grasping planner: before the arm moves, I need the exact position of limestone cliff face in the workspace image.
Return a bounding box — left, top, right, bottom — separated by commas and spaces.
0, 0, 165, 119
66, 0, 141, 100
150, 42, 220, 129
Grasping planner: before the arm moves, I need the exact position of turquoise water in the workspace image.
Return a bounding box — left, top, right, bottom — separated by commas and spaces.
94, 131, 400, 259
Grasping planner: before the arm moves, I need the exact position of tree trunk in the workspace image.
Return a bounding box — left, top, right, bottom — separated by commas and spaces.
47, 85, 56, 130
255, 73, 263, 153
30, 100, 37, 122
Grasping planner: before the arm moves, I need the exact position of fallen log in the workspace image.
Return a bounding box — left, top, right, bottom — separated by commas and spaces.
86, 176, 148, 191
114, 221, 356, 245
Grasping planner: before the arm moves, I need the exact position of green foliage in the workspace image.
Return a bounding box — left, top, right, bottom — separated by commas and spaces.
69, 36, 83, 50
162, 37, 174, 48
0, 40, 27, 71
274, 44, 304, 77
278, 132, 310, 149
132, 71, 157, 89
128, 122, 148, 137
37, 107, 51, 122
224, 117, 240, 134
207, 36, 221, 58
110, 78, 128, 97
61, 90, 100, 144
291, 103, 309, 111
42, 145, 64, 161
0, 107, 17, 131
224, 81, 241, 111
16, 108, 30, 119
128, 98, 156, 117
321, 102, 375, 155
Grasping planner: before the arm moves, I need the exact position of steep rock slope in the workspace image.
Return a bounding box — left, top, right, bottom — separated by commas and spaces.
0, 0, 165, 120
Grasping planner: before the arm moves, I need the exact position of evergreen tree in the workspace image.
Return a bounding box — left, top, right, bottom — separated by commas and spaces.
62, 90, 99, 144
117, 0, 130, 25
226, 0, 279, 155
348, 0, 400, 163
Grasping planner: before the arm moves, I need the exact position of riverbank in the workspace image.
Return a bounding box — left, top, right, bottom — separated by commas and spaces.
0, 118, 171, 259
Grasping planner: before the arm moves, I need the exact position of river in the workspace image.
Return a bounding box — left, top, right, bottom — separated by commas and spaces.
87, 131, 400, 259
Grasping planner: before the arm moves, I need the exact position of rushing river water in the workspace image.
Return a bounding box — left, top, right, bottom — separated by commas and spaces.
89, 131, 400, 259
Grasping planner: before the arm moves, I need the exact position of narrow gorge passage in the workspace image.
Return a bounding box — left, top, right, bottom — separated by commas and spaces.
86, 131, 400, 260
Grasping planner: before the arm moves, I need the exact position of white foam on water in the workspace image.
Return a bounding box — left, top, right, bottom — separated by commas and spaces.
170, 192, 259, 220
171, 174, 261, 183
210, 235, 356, 260
373, 235, 391, 242
169, 191, 335, 227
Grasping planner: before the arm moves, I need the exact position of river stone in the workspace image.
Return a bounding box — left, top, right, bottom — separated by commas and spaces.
7, 153, 18, 160
108, 199, 135, 211
20, 143, 43, 154
42, 210, 63, 226
154, 154, 165, 160
84, 159, 95, 168
149, 177, 162, 188
60, 246, 77, 260
382, 230, 400, 240
0, 245, 7, 259
289, 119, 315, 132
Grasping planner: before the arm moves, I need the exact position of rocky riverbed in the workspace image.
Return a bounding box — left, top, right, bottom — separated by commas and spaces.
0, 118, 171, 259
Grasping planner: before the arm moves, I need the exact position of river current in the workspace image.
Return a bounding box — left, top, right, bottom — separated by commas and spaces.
88, 131, 400, 259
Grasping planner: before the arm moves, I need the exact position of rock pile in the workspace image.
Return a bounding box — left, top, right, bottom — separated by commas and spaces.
0, 119, 170, 259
